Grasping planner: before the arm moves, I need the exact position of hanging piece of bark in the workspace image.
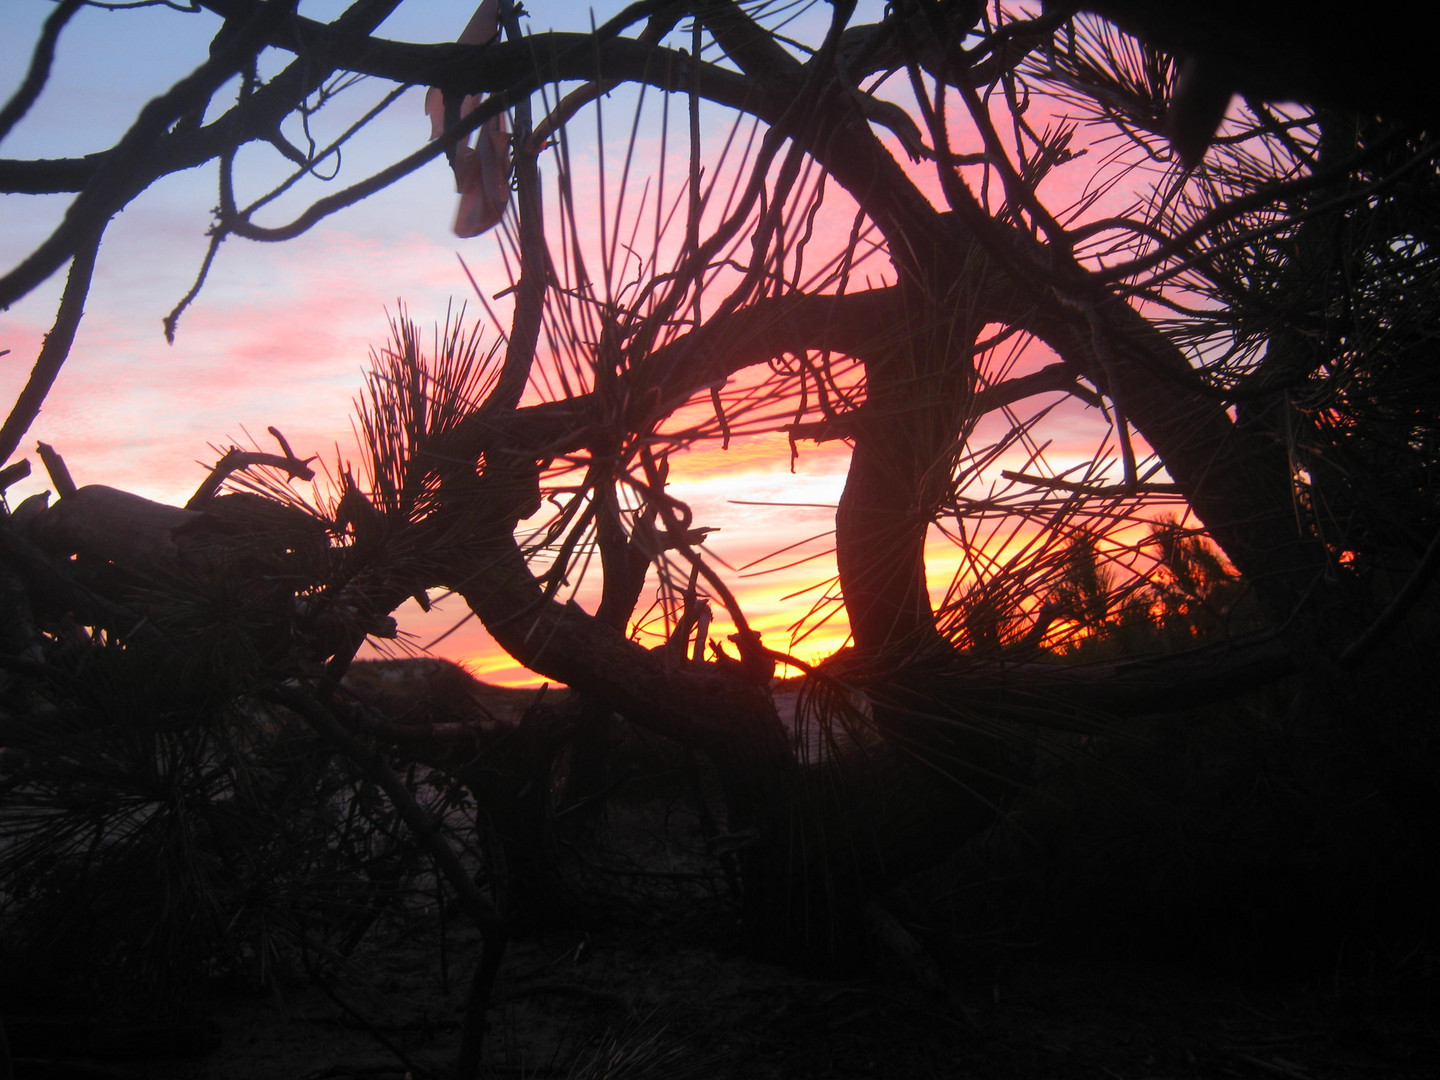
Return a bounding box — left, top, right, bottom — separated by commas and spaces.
425, 0, 511, 238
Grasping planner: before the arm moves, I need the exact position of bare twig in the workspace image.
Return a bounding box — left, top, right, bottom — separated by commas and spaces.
162, 227, 226, 344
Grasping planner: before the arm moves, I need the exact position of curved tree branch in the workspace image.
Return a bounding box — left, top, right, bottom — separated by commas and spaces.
0, 0, 84, 146
0, 225, 103, 463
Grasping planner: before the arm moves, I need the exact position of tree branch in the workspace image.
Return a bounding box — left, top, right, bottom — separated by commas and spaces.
0, 225, 103, 463
0, 2, 292, 309
0, 0, 84, 145
187, 437, 316, 509
0, 0, 405, 307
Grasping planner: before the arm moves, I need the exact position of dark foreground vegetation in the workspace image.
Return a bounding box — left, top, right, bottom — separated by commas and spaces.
3, 2, 1439, 1077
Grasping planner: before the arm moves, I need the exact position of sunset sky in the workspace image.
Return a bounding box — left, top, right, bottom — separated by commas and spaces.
1, 1, 1141, 684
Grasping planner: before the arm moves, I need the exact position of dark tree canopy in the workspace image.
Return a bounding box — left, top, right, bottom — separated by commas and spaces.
3, 2, 1439, 1075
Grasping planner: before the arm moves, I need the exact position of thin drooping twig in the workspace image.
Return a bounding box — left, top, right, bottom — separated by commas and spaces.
163, 227, 227, 345
218, 1, 679, 246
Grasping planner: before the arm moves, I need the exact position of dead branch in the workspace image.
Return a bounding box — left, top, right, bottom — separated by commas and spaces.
188, 428, 316, 508
33, 443, 76, 499
28, 484, 201, 565
0, 460, 30, 494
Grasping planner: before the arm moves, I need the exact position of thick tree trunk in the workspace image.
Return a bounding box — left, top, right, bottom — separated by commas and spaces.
834, 303, 979, 658
835, 434, 942, 656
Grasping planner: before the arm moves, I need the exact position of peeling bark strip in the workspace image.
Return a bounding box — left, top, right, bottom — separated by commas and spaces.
425, 0, 512, 238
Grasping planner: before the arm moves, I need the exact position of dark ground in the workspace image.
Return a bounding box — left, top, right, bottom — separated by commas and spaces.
5, 683, 1438, 1079
12, 910, 1435, 1079
8, 812, 1437, 1080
